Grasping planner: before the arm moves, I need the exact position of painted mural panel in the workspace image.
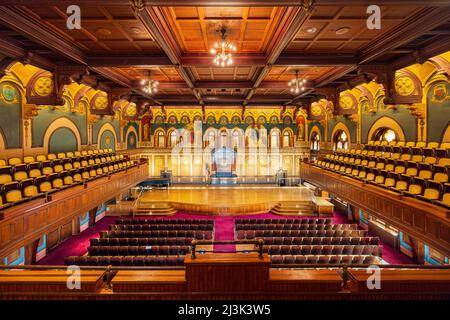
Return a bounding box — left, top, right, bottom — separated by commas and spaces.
0, 82, 22, 148
48, 127, 77, 154
127, 131, 137, 149
427, 81, 450, 142
32, 106, 87, 147
92, 116, 120, 144
99, 130, 116, 151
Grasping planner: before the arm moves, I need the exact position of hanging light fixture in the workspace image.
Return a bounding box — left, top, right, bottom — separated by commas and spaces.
141, 70, 158, 94
288, 70, 307, 94
210, 27, 236, 67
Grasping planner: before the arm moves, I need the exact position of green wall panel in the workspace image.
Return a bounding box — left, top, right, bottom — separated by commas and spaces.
0, 82, 22, 148
48, 127, 77, 154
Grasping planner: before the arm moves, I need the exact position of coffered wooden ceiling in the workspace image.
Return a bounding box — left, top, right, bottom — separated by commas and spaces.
0, 0, 449, 108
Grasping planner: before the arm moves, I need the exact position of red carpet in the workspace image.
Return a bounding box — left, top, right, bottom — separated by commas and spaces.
38, 211, 414, 265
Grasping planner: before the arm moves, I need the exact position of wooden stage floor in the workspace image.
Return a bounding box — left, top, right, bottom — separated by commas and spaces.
140, 185, 315, 215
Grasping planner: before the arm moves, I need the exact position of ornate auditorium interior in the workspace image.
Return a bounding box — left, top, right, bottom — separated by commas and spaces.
0, 0, 449, 301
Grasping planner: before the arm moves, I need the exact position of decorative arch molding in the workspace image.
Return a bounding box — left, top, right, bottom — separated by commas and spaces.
42, 117, 81, 153
0, 129, 6, 150
125, 125, 139, 149
97, 122, 118, 149
442, 123, 450, 143
153, 127, 166, 148
367, 116, 406, 142
330, 122, 352, 145
309, 125, 322, 141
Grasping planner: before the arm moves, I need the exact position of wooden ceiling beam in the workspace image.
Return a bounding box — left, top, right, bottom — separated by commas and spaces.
245, 6, 311, 105
132, 4, 204, 105
0, 34, 56, 70
3, 1, 449, 6
358, 7, 450, 64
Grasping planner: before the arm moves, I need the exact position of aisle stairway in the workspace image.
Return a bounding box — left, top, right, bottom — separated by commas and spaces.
135, 202, 177, 216
270, 201, 317, 216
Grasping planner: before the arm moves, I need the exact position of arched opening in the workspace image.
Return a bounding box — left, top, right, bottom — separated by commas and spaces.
270, 130, 280, 148
232, 130, 240, 148
282, 129, 294, 147
49, 127, 78, 154
154, 129, 166, 148
168, 129, 178, 148
310, 132, 320, 152
372, 127, 398, 143
333, 130, 349, 151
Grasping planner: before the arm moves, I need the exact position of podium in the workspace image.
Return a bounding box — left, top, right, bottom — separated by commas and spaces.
184, 253, 271, 292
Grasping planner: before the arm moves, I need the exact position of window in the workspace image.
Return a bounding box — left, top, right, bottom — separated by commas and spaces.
311, 132, 320, 151
283, 132, 291, 147
156, 131, 165, 148
333, 130, 349, 151
207, 131, 215, 147
270, 131, 279, 148
169, 131, 177, 147
373, 128, 397, 143
220, 131, 227, 148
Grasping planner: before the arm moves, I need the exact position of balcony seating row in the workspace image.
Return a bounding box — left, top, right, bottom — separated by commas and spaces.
263, 244, 381, 256
257, 236, 379, 246
270, 254, 380, 265
64, 255, 185, 266
235, 223, 357, 231
234, 218, 331, 225
87, 245, 190, 256
236, 229, 367, 239
111, 224, 214, 231
90, 237, 194, 246
115, 219, 214, 225
100, 230, 214, 240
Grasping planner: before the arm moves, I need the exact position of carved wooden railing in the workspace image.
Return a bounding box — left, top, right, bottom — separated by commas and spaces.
0, 163, 149, 260
300, 163, 450, 256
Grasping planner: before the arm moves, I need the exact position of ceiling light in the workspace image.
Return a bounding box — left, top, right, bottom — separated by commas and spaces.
335, 27, 350, 35
142, 70, 158, 95
210, 27, 236, 67
305, 26, 317, 34
288, 70, 307, 95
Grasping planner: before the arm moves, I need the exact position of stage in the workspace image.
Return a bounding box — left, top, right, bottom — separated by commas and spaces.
139, 185, 333, 215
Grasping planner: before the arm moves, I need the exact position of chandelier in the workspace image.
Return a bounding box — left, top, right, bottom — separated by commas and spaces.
210, 27, 236, 67
141, 70, 158, 94
288, 70, 307, 94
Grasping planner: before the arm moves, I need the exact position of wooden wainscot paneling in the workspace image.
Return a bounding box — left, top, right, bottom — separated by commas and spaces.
0, 270, 105, 294
300, 164, 450, 256
0, 164, 149, 259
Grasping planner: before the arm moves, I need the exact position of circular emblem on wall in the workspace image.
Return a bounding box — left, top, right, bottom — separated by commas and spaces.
126, 103, 137, 116
311, 103, 322, 117
94, 96, 108, 109
1, 84, 18, 103
339, 95, 354, 109
34, 77, 53, 96
395, 76, 414, 96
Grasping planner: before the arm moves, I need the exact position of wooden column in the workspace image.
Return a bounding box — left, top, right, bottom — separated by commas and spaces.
24, 239, 40, 265
88, 206, 99, 228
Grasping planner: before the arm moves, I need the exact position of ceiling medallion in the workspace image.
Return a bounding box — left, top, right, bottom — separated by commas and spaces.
210, 27, 236, 67
141, 70, 158, 95
288, 70, 307, 94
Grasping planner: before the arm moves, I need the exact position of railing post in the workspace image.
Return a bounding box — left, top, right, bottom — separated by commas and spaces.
105, 265, 112, 289
342, 265, 349, 290
190, 240, 197, 259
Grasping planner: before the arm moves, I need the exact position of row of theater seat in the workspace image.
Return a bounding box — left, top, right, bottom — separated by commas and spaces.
111, 224, 214, 231
236, 229, 367, 239
64, 255, 185, 266
257, 236, 379, 246
263, 245, 381, 256
88, 245, 190, 256
90, 237, 194, 246
100, 230, 213, 239
235, 218, 331, 225
115, 219, 214, 225
270, 254, 380, 265
235, 223, 357, 231
0, 153, 137, 209
364, 140, 449, 153
315, 154, 450, 209
0, 149, 114, 169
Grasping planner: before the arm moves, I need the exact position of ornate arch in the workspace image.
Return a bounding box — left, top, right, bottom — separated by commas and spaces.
309, 125, 322, 141
153, 127, 166, 148
42, 117, 81, 153
281, 127, 294, 147
125, 125, 139, 149
367, 116, 406, 142
442, 123, 450, 143
331, 122, 351, 145
97, 122, 118, 149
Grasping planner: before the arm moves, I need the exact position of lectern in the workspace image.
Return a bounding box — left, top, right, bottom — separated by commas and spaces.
184, 253, 271, 292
